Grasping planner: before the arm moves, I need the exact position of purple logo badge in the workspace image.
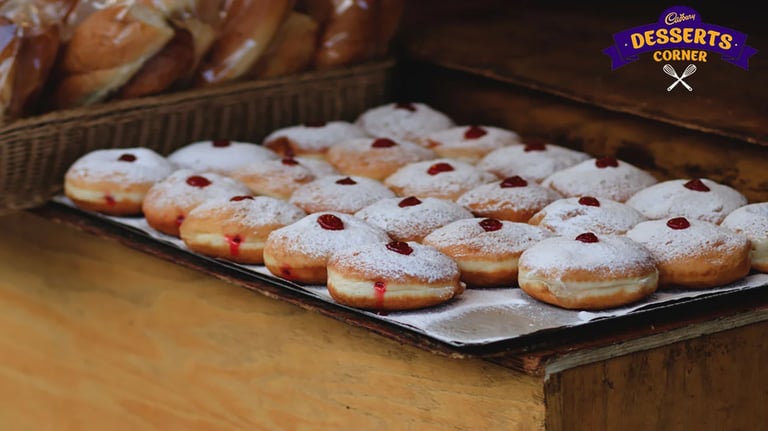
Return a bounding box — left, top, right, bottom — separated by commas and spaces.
603, 6, 757, 70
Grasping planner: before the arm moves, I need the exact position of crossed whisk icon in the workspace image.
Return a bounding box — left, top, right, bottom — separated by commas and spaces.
663, 64, 697, 92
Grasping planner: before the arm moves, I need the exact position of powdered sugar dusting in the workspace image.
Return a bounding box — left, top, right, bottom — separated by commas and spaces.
457, 179, 562, 218
294, 157, 340, 177
424, 218, 551, 254
384, 158, 498, 200
66, 147, 174, 183
541, 158, 657, 202
329, 241, 459, 283
626, 178, 748, 224
266, 212, 390, 259
477, 143, 590, 182
263, 121, 367, 152
167, 141, 278, 174
425, 125, 521, 151
290, 175, 396, 213
355, 102, 455, 143
355, 197, 474, 241
721, 202, 768, 240
531, 197, 647, 236
143, 169, 251, 210
327, 137, 436, 166
186, 196, 306, 228
627, 218, 750, 262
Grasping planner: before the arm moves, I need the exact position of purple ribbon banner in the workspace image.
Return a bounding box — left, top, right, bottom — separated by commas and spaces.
603, 7, 758, 70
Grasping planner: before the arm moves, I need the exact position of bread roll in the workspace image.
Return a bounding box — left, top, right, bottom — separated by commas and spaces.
313, 0, 378, 69
250, 12, 319, 79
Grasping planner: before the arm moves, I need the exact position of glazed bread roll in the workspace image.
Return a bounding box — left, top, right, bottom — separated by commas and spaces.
195, 0, 293, 86
51, 2, 175, 108
313, 0, 378, 68
250, 11, 319, 79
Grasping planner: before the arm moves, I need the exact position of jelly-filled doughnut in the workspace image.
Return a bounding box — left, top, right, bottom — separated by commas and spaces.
721, 203, 768, 272
517, 232, 659, 310
289, 175, 396, 214
541, 156, 657, 202
141, 169, 251, 237
625, 178, 747, 224
477, 140, 590, 183
627, 217, 751, 288
327, 240, 465, 311
262, 121, 367, 159
326, 137, 436, 181
232, 156, 318, 199
384, 158, 497, 201
423, 218, 551, 288
528, 196, 647, 237
167, 140, 278, 175
64, 147, 174, 216
354, 102, 455, 144
355, 196, 473, 242
179, 195, 306, 264
263, 212, 390, 285
423, 125, 521, 163
457, 175, 562, 222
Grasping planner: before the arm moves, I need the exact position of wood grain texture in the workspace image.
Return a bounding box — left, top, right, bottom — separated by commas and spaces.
545, 320, 768, 431
0, 212, 545, 431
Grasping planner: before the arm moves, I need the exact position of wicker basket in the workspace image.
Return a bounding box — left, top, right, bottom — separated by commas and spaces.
0, 59, 396, 215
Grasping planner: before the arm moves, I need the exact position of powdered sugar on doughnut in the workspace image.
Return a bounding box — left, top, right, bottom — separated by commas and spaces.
477, 143, 590, 182
328, 137, 435, 166
541, 157, 657, 202
425, 125, 521, 152
289, 175, 396, 213
66, 147, 174, 183
294, 157, 340, 177
722, 203, 768, 240
530, 197, 647, 236
263, 121, 367, 153
384, 158, 498, 200
187, 196, 306, 229
144, 169, 251, 210
626, 178, 747, 224
167, 140, 278, 174
355, 196, 474, 241
266, 212, 390, 259
424, 218, 551, 255
355, 102, 455, 144
457, 179, 561, 219
627, 218, 750, 263
329, 241, 459, 283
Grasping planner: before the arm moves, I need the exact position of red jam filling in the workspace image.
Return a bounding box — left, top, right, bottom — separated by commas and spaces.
175, 214, 185, 226
374, 281, 387, 310
479, 218, 503, 232
386, 241, 413, 255
282, 156, 300, 166
667, 217, 691, 230
398, 196, 422, 207
212, 140, 231, 147
684, 178, 710, 192
336, 177, 357, 185
523, 140, 547, 152
575, 232, 599, 243
500, 176, 528, 188
118, 153, 136, 162
372, 138, 397, 148
395, 102, 416, 112
427, 162, 454, 175
304, 121, 327, 128
464, 125, 488, 139
578, 196, 601, 207
105, 194, 116, 206
595, 156, 619, 168
230, 195, 254, 202
186, 175, 211, 188
225, 235, 242, 256
317, 214, 344, 230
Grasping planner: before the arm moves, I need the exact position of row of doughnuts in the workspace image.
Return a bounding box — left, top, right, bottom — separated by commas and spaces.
63, 101, 768, 312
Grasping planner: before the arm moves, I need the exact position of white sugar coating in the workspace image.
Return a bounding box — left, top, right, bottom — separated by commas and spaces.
384, 158, 498, 199
234, 158, 316, 182
328, 241, 459, 283
267, 212, 390, 259
186, 196, 306, 228
477, 143, 591, 182
354, 102, 455, 143
289, 175, 396, 213
519, 235, 655, 277
328, 137, 436, 164
721, 202, 768, 240
355, 196, 474, 241
531, 196, 647, 236
425, 125, 522, 151
144, 169, 251, 210
627, 218, 750, 262
294, 157, 339, 177
66, 147, 174, 183
423, 218, 551, 255
541, 158, 657, 202
456, 179, 562, 216
167, 141, 278, 174
625, 178, 748, 224
263, 121, 368, 152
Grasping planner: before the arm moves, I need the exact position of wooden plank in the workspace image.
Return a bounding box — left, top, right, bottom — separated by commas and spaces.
0, 211, 546, 430
545, 320, 768, 431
